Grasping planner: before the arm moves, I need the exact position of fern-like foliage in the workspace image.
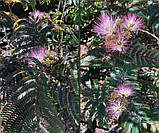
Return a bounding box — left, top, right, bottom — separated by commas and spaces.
0, 2, 79, 131
0, 11, 17, 49
0, 56, 79, 132
10, 13, 60, 55
48, 61, 79, 132
0, 11, 17, 30
0, 57, 69, 133
147, 4, 159, 36
129, 38, 159, 66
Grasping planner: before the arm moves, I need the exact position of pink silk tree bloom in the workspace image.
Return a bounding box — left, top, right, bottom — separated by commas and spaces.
29, 10, 50, 20
93, 13, 117, 36
122, 13, 144, 32
30, 10, 44, 19
115, 84, 135, 98
107, 100, 125, 119
112, 32, 128, 52
105, 32, 128, 53
26, 46, 46, 64
105, 35, 116, 52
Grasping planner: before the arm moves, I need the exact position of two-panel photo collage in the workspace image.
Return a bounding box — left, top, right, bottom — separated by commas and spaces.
0, 0, 159, 133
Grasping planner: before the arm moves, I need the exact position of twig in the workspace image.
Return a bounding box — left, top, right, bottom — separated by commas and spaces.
122, 69, 128, 84
127, 110, 159, 126
138, 29, 159, 42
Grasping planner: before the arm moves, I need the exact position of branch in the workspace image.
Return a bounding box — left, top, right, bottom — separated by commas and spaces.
127, 110, 159, 126
138, 29, 159, 42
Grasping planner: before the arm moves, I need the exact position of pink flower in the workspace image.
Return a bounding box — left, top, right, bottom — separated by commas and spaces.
113, 32, 128, 52
29, 10, 50, 20
105, 32, 128, 53
104, 35, 116, 52
93, 13, 117, 36
30, 10, 43, 19
26, 46, 46, 64
122, 13, 144, 32
107, 100, 125, 119
115, 84, 135, 98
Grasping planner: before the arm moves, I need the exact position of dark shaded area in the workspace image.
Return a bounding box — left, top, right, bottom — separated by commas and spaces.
35, 0, 59, 12
0, 1, 30, 18
11, 2, 30, 18
0, 1, 10, 12
85, 119, 97, 133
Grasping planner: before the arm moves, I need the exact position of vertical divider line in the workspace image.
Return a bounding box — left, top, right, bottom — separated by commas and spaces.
78, 0, 81, 133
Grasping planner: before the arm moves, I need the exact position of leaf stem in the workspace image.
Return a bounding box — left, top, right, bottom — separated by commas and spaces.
127, 110, 159, 126
138, 29, 159, 41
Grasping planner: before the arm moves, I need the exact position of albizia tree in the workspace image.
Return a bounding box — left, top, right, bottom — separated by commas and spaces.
80, 67, 159, 133
0, 1, 79, 132
80, 1, 159, 66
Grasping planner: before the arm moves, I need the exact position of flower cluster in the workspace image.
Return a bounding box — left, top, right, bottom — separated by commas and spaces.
114, 84, 135, 98
107, 84, 135, 120
26, 46, 46, 64
29, 10, 51, 20
93, 13, 144, 53
107, 100, 125, 119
